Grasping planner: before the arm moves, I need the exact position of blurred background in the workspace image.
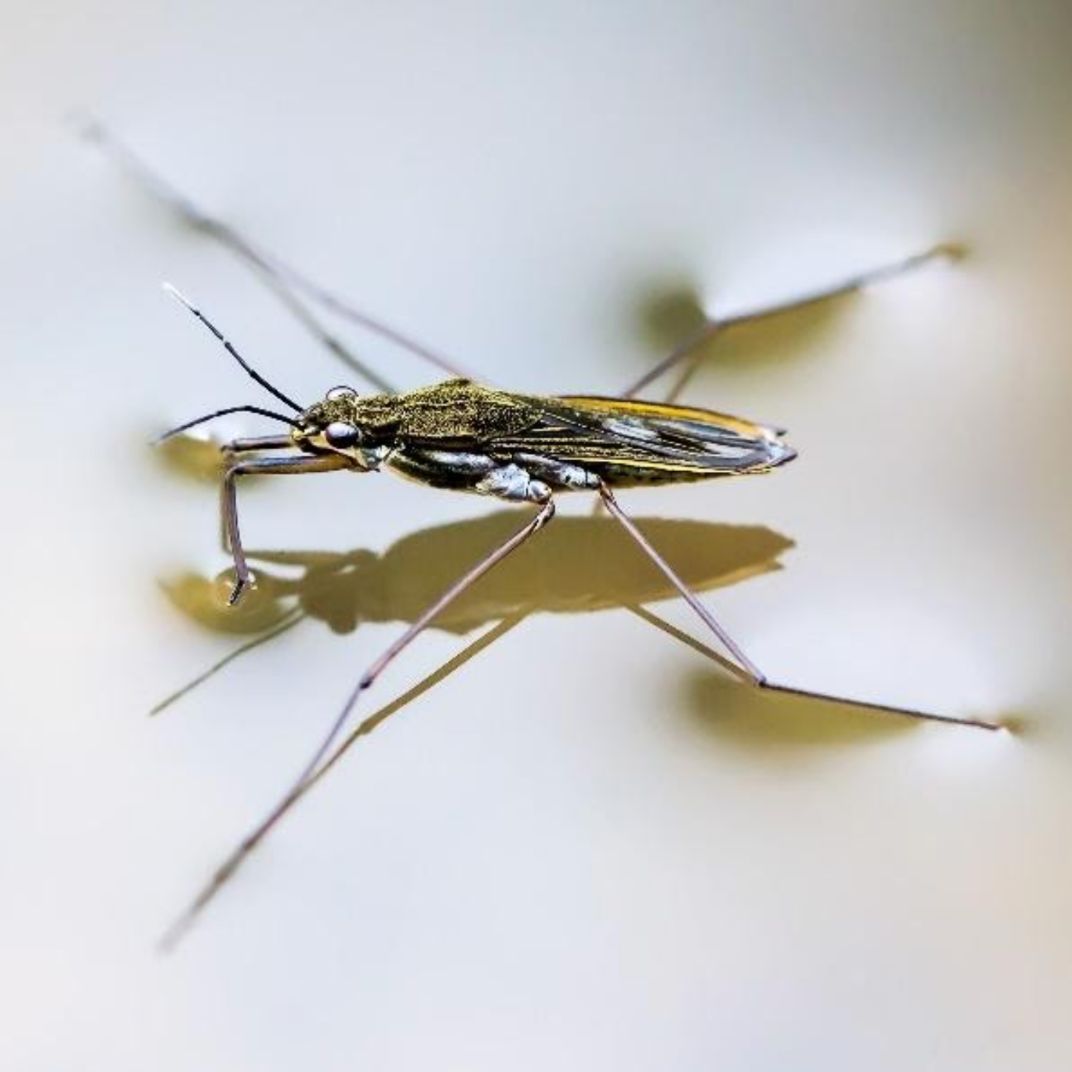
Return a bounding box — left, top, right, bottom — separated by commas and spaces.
2, 2, 1070, 1070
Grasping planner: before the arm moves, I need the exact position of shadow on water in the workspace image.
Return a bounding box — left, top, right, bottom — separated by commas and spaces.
155, 433, 230, 483
679, 669, 916, 756
163, 511, 794, 637
152, 511, 793, 715
634, 278, 857, 377
630, 246, 967, 397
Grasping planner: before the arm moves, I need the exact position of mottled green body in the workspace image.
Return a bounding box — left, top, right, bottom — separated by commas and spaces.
302, 380, 537, 444
293, 379, 795, 498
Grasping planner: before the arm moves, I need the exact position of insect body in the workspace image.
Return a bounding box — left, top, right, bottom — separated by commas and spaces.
296, 379, 793, 493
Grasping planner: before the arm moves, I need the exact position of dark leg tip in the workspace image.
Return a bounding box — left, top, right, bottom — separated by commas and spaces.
228, 578, 250, 606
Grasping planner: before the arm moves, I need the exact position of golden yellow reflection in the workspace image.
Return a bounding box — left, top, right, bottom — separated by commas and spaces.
633, 244, 967, 379
162, 510, 793, 637
680, 669, 915, 754
154, 511, 791, 715
154, 431, 231, 483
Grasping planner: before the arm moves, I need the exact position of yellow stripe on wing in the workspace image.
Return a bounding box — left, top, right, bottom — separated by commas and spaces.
555, 395, 778, 438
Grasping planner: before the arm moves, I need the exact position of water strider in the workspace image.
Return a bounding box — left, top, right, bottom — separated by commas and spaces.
154, 284, 1002, 947
84, 123, 1005, 947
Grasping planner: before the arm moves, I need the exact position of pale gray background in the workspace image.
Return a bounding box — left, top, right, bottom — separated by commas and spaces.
2, 3, 1070, 1070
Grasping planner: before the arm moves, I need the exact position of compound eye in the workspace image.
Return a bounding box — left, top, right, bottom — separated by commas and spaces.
326, 385, 357, 402
324, 421, 362, 448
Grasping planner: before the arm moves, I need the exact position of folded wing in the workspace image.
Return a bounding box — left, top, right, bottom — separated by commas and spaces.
500, 393, 797, 477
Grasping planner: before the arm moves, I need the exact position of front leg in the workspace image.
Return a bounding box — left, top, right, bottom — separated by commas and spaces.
214, 436, 302, 554
221, 453, 352, 604
221, 434, 296, 456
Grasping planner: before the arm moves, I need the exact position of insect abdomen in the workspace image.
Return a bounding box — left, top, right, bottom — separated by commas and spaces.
587, 460, 734, 487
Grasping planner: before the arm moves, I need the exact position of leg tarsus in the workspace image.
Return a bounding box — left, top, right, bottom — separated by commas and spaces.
757, 680, 1003, 732
227, 576, 251, 606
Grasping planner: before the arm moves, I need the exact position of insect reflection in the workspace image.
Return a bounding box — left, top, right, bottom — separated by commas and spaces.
155, 512, 794, 713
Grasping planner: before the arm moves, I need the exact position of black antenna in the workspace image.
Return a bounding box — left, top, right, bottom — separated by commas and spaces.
163, 283, 303, 412
154, 405, 300, 444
